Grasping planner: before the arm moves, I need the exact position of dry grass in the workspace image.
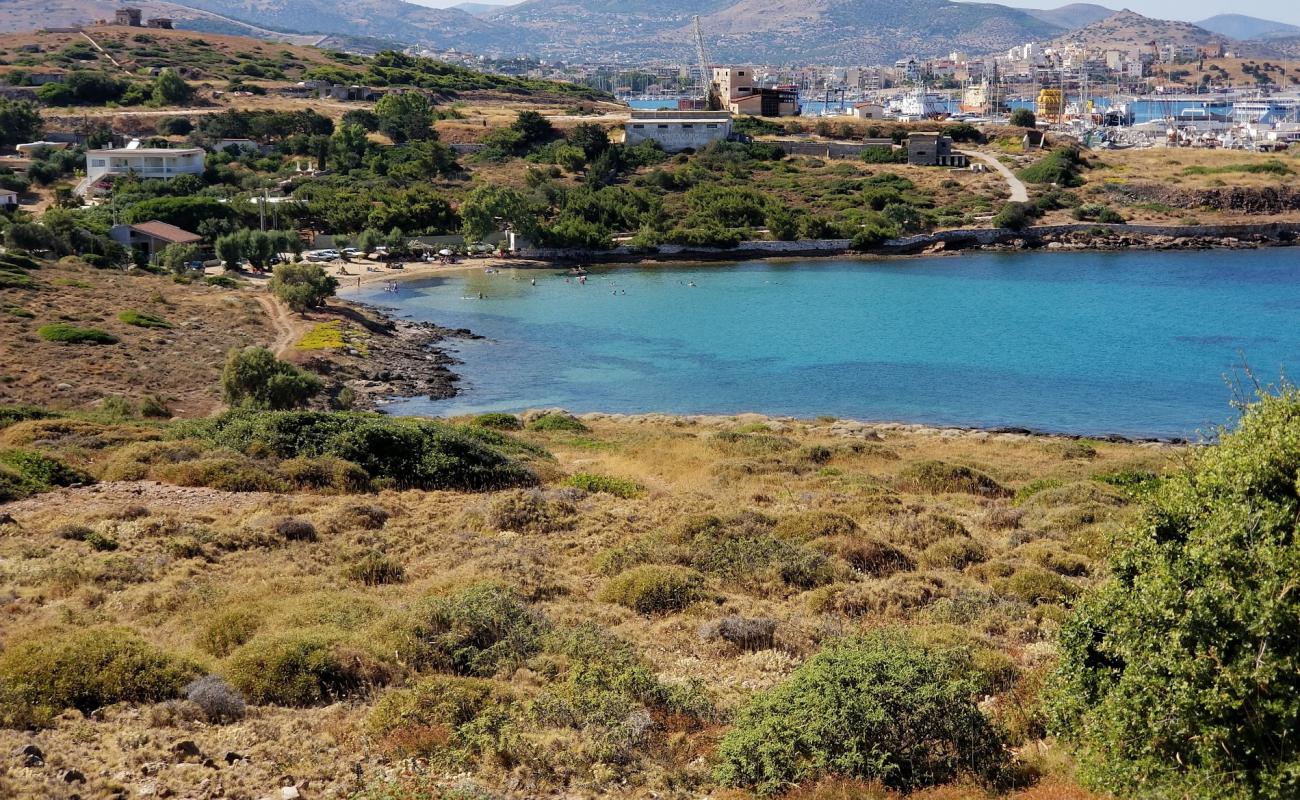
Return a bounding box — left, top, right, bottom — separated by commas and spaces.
0, 412, 1173, 798
0, 258, 273, 416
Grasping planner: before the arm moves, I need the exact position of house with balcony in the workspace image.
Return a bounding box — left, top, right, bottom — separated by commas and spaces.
79, 147, 205, 196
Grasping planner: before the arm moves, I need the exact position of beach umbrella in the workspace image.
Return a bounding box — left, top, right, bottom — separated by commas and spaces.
439, 248, 452, 256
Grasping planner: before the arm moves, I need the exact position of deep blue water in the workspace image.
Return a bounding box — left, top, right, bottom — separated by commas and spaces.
345, 251, 1300, 439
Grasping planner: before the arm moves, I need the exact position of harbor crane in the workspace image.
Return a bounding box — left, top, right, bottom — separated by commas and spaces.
692, 15, 722, 110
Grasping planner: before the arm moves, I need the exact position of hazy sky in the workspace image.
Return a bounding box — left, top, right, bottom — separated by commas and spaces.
409, 0, 1300, 27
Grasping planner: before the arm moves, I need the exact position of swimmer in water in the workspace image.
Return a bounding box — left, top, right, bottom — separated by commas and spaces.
531, 278, 536, 286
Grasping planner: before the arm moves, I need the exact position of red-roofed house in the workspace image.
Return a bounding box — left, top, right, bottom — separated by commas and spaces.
110, 221, 203, 262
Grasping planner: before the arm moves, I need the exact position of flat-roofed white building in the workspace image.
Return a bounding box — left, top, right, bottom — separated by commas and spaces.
79, 147, 205, 195
624, 110, 731, 153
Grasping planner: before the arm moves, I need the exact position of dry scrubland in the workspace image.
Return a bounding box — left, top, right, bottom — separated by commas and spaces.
0, 402, 1172, 799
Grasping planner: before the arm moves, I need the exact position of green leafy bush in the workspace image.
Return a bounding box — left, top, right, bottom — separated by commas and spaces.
472, 412, 521, 430
900, 460, 1007, 497
117, 310, 173, 328
0, 628, 199, 726
221, 346, 322, 410
369, 675, 517, 766
527, 412, 588, 432
714, 629, 1007, 795
181, 409, 538, 491
998, 565, 1078, 605
0, 448, 92, 490
598, 565, 707, 614
1048, 389, 1300, 799
1018, 147, 1085, 187
399, 583, 545, 677
37, 323, 118, 344
565, 472, 642, 498
198, 609, 262, 657
225, 632, 390, 706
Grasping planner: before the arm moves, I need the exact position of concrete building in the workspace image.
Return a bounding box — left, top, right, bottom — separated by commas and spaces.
0, 189, 18, 209
906, 133, 967, 167
712, 66, 799, 117
110, 221, 202, 261
147, 18, 174, 29
712, 67, 754, 102
624, 110, 732, 152
114, 7, 143, 26
852, 103, 886, 119
80, 146, 205, 196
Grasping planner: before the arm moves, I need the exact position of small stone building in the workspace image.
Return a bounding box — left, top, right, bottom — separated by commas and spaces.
906, 132, 968, 167
114, 7, 143, 26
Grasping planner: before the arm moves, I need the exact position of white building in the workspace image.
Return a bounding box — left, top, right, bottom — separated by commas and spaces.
624, 110, 731, 152
0, 188, 18, 208
79, 147, 205, 196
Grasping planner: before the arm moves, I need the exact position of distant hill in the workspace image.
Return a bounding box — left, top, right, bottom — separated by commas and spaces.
1022, 3, 1114, 31
449, 1, 518, 15
1196, 14, 1300, 41
0, 0, 319, 40
488, 0, 1065, 62
1049, 9, 1224, 52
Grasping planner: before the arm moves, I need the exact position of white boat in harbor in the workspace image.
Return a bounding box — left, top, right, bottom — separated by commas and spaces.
895, 90, 948, 120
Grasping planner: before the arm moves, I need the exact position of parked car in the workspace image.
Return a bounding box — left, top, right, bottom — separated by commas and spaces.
340, 247, 362, 258
305, 249, 340, 262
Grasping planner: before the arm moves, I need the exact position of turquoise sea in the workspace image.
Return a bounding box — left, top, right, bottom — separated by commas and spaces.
346, 251, 1300, 439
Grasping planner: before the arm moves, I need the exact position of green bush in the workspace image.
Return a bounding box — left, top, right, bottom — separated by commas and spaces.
992, 201, 1032, 231
0, 628, 199, 726
772, 511, 858, 542
710, 430, 795, 455
278, 454, 371, 493
399, 583, 545, 677
369, 675, 517, 766
1048, 389, 1300, 799
1009, 108, 1036, 128
225, 632, 389, 706
714, 629, 1007, 795
37, 323, 118, 345
0, 404, 57, 429
1018, 147, 1085, 187
921, 536, 989, 570
900, 460, 1007, 497
998, 565, 1078, 605
527, 412, 587, 432
0, 448, 92, 492
198, 609, 262, 657
565, 472, 642, 498
472, 412, 521, 430
599, 565, 707, 614
117, 310, 173, 328
221, 346, 322, 410
181, 409, 538, 491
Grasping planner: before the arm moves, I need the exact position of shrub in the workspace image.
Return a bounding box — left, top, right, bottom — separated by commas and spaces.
473, 412, 521, 430
527, 412, 587, 432
0, 404, 55, 429
157, 456, 285, 492
0, 448, 92, 491
714, 630, 1008, 795
599, 565, 707, 614
669, 513, 835, 589
182, 410, 538, 491
809, 573, 952, 617
486, 489, 574, 533
84, 529, 119, 551
887, 513, 971, 549
273, 517, 318, 542
818, 535, 914, 576
220, 346, 321, 410
900, 461, 1007, 497
329, 503, 390, 531
400, 583, 545, 676
225, 632, 388, 706
368, 675, 516, 765
1047, 389, 1300, 799
992, 201, 1031, 231
711, 430, 795, 455
37, 323, 117, 345
117, 310, 172, 328
1009, 108, 1036, 128
920, 536, 989, 570
184, 675, 246, 723
0, 628, 199, 725
345, 551, 406, 585
270, 263, 337, 312
565, 472, 642, 498
773, 511, 858, 542
699, 615, 776, 651
197, 609, 262, 657
278, 454, 371, 493
1018, 147, 1085, 187
998, 565, 1078, 605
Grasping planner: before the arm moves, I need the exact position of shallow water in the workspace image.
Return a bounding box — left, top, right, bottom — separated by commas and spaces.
347, 250, 1300, 438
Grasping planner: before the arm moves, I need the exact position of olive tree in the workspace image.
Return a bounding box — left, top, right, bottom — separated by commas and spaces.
269, 262, 337, 313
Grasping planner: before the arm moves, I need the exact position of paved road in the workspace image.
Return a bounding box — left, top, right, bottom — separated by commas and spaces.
959, 149, 1028, 203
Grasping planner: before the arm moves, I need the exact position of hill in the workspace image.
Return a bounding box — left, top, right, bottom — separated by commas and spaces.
1022, 3, 1114, 31
0, 0, 322, 40
1197, 13, 1300, 41
1049, 9, 1224, 52
488, 0, 1065, 62
449, 0, 519, 15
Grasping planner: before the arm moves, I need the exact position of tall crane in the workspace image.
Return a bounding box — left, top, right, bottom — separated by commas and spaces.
692, 16, 719, 109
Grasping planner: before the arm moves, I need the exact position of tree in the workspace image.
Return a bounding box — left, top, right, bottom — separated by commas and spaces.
374, 91, 435, 143
270, 262, 337, 313
715, 630, 1007, 795
159, 242, 201, 274
567, 122, 610, 161
340, 109, 379, 132
0, 99, 42, 146
242, 230, 275, 270
1048, 389, 1300, 800
221, 346, 321, 410
214, 233, 243, 270
152, 69, 193, 106
1009, 108, 1037, 128
357, 228, 382, 256
459, 184, 538, 243
329, 124, 369, 172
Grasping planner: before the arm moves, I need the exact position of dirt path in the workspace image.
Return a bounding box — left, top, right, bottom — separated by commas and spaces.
960, 149, 1029, 203
255, 294, 305, 358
